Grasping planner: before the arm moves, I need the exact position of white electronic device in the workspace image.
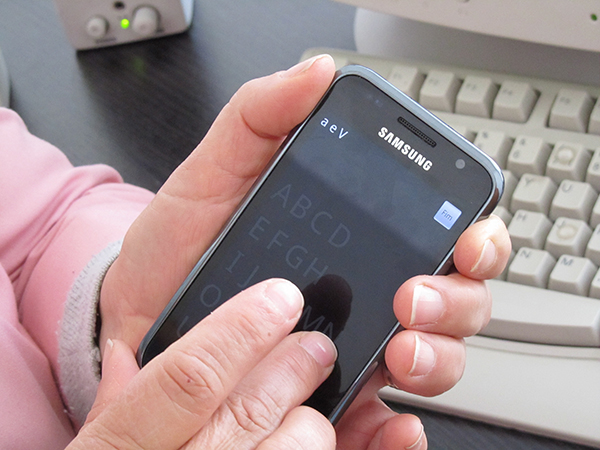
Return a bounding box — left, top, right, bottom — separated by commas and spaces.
335, 0, 600, 53
0, 45, 9, 107
53, 0, 194, 50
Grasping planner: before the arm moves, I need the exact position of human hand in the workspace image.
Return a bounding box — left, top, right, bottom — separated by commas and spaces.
333, 213, 510, 449
99, 54, 337, 356
69, 279, 339, 449
96, 54, 511, 449
81, 216, 509, 450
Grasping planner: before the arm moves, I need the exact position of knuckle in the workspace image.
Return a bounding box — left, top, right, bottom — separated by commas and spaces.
259, 408, 336, 450
233, 309, 275, 344
225, 389, 283, 435
279, 347, 324, 391
80, 421, 145, 450
155, 345, 229, 419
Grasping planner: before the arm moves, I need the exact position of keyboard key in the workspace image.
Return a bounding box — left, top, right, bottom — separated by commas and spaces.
507, 247, 555, 288
484, 279, 600, 346
473, 130, 513, 168
495, 250, 515, 280
585, 148, 600, 191
455, 76, 498, 118
419, 70, 461, 112
493, 205, 513, 226
508, 210, 552, 249
450, 125, 475, 142
590, 99, 600, 135
498, 170, 518, 209
545, 141, 591, 183
549, 88, 595, 133
387, 65, 425, 100
548, 255, 597, 296
584, 224, 600, 266
506, 135, 551, 177
492, 80, 538, 123
549, 180, 597, 221
590, 196, 600, 228
588, 268, 600, 298
510, 174, 557, 214
545, 217, 592, 258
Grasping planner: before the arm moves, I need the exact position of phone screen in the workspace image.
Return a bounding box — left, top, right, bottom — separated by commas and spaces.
138, 71, 500, 422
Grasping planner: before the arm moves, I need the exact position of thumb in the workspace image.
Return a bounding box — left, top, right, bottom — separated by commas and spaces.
85, 339, 140, 424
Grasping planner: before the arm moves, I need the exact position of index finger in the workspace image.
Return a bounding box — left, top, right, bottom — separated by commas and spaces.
76, 279, 304, 450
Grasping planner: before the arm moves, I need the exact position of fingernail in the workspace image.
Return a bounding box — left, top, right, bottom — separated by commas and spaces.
282, 54, 327, 78
410, 284, 444, 327
471, 238, 497, 274
408, 335, 436, 377
101, 338, 114, 373
299, 332, 338, 368
265, 280, 304, 319
406, 424, 426, 450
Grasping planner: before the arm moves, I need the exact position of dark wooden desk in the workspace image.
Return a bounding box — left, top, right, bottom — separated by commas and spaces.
0, 1, 593, 449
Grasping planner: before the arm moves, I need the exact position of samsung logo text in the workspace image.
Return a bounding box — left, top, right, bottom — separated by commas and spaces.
378, 127, 433, 171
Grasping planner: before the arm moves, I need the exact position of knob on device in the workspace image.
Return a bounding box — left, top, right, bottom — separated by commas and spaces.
132, 6, 159, 36
85, 16, 109, 39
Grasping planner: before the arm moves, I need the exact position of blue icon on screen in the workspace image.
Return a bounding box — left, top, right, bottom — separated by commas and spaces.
434, 201, 462, 230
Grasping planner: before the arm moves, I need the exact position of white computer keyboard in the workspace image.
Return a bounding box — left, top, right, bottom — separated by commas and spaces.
303, 48, 600, 448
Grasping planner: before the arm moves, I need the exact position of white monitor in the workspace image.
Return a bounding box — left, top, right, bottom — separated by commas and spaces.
336, 0, 600, 52
334, 0, 600, 85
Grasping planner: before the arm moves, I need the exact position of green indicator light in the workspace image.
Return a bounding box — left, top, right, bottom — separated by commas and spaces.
120, 18, 130, 29
592, 13, 598, 21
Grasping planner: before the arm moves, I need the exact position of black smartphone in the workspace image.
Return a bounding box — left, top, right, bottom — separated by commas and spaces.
137, 65, 503, 424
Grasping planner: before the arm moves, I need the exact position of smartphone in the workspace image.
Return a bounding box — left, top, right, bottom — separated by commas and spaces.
137, 65, 503, 424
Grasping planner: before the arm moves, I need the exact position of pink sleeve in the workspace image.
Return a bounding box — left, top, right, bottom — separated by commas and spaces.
0, 108, 154, 402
